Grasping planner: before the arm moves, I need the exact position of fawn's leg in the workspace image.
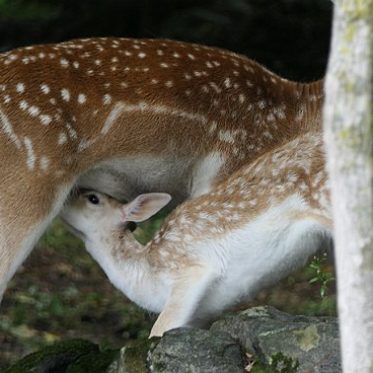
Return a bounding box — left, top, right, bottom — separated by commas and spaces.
150, 265, 218, 337
0, 177, 72, 303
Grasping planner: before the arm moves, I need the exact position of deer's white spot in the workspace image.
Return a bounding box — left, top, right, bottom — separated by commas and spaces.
209, 82, 221, 94
16, 83, 25, 93
61, 88, 70, 102
40, 115, 52, 126
58, 132, 68, 145
219, 130, 235, 144
274, 107, 286, 119
28, 106, 40, 117
41, 84, 50, 94
23, 137, 36, 170
101, 102, 126, 135
224, 77, 231, 88
78, 94, 87, 104
66, 123, 78, 139
40, 156, 50, 172
19, 100, 28, 110
267, 113, 275, 122
0, 106, 21, 148
60, 58, 69, 67
103, 94, 112, 105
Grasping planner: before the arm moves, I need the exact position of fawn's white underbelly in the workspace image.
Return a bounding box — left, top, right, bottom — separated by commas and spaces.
195, 194, 332, 317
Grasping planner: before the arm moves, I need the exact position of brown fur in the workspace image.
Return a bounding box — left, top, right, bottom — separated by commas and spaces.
0, 37, 324, 300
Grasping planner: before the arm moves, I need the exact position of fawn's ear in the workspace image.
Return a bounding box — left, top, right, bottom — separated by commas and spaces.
121, 193, 171, 223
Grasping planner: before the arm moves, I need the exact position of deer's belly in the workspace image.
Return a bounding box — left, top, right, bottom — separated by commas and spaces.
76, 156, 194, 205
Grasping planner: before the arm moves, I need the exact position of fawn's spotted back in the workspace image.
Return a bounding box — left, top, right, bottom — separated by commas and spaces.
151, 132, 330, 247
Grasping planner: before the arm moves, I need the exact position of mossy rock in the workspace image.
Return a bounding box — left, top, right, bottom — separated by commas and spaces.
5, 339, 98, 373
5, 307, 340, 373
108, 339, 153, 373
148, 328, 245, 373
67, 348, 119, 373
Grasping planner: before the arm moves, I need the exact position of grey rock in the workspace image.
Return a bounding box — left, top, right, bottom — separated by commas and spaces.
147, 328, 244, 373
211, 306, 341, 372
6, 307, 341, 372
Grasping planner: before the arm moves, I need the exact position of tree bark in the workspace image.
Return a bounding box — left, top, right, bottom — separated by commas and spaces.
323, 1, 373, 372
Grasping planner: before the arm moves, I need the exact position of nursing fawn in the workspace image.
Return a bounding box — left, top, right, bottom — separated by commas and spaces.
61, 132, 332, 337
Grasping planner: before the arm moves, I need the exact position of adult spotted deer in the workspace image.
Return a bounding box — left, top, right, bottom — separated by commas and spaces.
0, 37, 323, 302
61, 132, 332, 337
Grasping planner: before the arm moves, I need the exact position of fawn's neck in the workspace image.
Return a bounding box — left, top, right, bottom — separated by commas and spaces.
86, 229, 168, 312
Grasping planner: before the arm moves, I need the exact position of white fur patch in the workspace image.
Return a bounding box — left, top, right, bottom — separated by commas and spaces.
195, 195, 332, 317
101, 102, 125, 134
0, 105, 21, 149
23, 137, 36, 170
190, 152, 225, 197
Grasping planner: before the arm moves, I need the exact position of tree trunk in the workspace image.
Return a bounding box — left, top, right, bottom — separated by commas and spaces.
323, 1, 373, 372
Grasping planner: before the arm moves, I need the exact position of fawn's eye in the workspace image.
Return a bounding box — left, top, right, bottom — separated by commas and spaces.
87, 194, 100, 205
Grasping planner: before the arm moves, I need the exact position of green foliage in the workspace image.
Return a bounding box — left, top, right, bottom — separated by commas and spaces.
135, 211, 168, 245
249, 352, 299, 372
41, 220, 84, 251
268, 352, 299, 372
308, 253, 335, 298
0, 0, 61, 20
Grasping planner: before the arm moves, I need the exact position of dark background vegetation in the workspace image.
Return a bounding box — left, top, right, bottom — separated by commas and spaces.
0, 0, 334, 370
0, 0, 332, 79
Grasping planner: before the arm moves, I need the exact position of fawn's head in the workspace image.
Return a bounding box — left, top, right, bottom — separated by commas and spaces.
60, 190, 171, 240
